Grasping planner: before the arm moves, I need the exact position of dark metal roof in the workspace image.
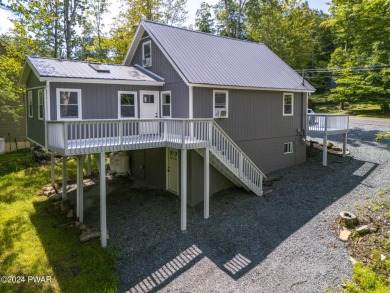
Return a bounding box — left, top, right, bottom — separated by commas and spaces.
26, 56, 164, 82
141, 20, 315, 92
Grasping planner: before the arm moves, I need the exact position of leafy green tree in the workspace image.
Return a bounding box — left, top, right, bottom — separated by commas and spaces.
8, 0, 65, 58
246, 0, 320, 69
195, 2, 215, 33
109, 0, 188, 63
161, 0, 188, 25
0, 35, 29, 123
75, 0, 111, 62
326, 0, 390, 112
214, 0, 247, 39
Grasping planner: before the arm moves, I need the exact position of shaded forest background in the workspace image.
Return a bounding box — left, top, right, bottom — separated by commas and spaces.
0, 0, 389, 121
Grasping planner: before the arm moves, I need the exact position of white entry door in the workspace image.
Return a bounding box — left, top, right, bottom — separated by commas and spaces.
167, 148, 179, 194
139, 91, 159, 134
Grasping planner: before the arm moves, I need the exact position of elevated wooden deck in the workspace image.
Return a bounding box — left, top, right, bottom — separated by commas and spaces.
47, 119, 212, 155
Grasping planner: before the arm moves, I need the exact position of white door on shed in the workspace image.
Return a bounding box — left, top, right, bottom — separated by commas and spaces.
139, 91, 159, 134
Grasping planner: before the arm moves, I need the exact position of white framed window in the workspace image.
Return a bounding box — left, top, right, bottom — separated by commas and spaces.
118, 91, 137, 118
38, 89, 44, 120
56, 89, 82, 120
213, 90, 228, 118
161, 91, 171, 117
284, 142, 294, 154
142, 41, 152, 67
283, 93, 294, 116
27, 91, 33, 118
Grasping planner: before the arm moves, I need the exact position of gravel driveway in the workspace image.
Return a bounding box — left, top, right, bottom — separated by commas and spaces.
85, 122, 390, 293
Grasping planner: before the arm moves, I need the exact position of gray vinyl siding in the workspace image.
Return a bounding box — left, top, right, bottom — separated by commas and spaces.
26, 88, 45, 146
26, 72, 45, 88
130, 32, 189, 118
0, 98, 30, 151
187, 150, 234, 207
129, 148, 234, 207
193, 87, 307, 173
50, 83, 161, 120
130, 148, 166, 189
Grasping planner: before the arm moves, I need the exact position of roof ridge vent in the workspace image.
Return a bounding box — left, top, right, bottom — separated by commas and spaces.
88, 63, 110, 73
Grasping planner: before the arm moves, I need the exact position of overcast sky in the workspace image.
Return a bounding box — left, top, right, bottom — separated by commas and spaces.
0, 0, 330, 34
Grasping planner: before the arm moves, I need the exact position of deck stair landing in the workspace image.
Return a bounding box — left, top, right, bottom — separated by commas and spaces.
47, 118, 264, 196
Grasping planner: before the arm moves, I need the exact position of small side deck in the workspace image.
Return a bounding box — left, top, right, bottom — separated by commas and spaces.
307, 114, 349, 136
306, 114, 349, 166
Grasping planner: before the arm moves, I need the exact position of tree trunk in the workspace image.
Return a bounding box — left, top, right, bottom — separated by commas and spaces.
64, 0, 79, 59
340, 100, 345, 110
224, 0, 231, 37
54, 2, 59, 58
381, 102, 390, 113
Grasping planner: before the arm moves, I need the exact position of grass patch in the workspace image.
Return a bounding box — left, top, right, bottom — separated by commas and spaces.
343, 189, 390, 292
0, 151, 118, 292
309, 94, 390, 118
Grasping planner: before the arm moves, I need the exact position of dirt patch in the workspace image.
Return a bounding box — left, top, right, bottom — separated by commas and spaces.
335, 189, 390, 283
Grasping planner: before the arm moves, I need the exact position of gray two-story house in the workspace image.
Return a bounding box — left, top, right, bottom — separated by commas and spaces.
20, 20, 322, 247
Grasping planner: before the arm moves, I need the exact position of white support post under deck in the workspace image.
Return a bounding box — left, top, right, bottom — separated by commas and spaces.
204, 148, 210, 219
50, 153, 55, 187
323, 134, 328, 166
343, 133, 347, 157
62, 156, 67, 201
181, 149, 187, 231
98, 152, 107, 247
76, 155, 86, 223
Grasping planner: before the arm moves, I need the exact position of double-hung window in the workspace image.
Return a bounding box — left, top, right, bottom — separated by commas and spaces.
213, 90, 228, 118
38, 89, 44, 120
161, 91, 171, 117
142, 41, 152, 67
27, 91, 33, 118
283, 93, 294, 116
118, 91, 137, 118
56, 89, 82, 120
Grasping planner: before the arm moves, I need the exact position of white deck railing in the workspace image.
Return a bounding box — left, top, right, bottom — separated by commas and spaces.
307, 114, 349, 135
47, 119, 212, 155
210, 123, 265, 195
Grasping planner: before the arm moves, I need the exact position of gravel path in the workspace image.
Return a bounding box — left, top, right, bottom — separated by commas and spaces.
85, 122, 390, 293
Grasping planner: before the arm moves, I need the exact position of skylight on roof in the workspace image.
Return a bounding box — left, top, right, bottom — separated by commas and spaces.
88, 63, 110, 73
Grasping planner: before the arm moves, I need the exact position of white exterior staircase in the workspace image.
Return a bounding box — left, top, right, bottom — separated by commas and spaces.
197, 122, 265, 196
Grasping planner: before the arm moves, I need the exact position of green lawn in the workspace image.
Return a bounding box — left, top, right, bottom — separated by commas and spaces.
0, 150, 118, 292
309, 94, 390, 119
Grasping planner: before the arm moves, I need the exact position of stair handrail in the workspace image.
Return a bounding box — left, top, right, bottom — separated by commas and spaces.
211, 121, 266, 178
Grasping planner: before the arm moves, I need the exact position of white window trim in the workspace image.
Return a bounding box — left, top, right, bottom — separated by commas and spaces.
142, 41, 152, 67
161, 91, 172, 118
118, 91, 138, 119
56, 88, 82, 121
38, 89, 44, 120
27, 91, 33, 118
284, 142, 294, 154
283, 93, 294, 116
213, 90, 229, 118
